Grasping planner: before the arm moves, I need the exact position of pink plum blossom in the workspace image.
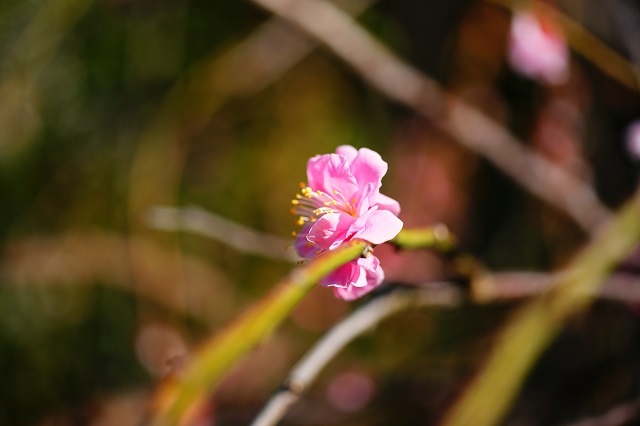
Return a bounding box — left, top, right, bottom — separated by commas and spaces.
508, 10, 569, 85
291, 145, 403, 300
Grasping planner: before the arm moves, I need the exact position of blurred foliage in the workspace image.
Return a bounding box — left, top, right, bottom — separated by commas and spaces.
0, 0, 639, 424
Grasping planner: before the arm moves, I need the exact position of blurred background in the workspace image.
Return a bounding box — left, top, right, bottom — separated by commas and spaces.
1, 0, 639, 424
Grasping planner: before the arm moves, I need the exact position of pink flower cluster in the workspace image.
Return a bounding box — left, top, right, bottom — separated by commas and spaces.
291, 145, 403, 300
508, 10, 569, 85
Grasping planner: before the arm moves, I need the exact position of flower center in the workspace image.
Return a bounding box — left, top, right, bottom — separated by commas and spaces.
290, 183, 357, 227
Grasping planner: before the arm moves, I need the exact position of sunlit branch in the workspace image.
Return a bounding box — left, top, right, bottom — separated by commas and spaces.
390, 223, 457, 254
247, 0, 612, 233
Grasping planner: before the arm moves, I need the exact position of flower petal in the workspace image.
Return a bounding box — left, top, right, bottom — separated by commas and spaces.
355, 182, 374, 216
306, 212, 355, 251
332, 259, 385, 300
370, 192, 401, 216
333, 284, 373, 301
335, 145, 358, 163
351, 209, 403, 245
357, 255, 380, 274
322, 261, 358, 288
349, 148, 388, 192
508, 12, 568, 85
294, 224, 317, 258
307, 153, 358, 199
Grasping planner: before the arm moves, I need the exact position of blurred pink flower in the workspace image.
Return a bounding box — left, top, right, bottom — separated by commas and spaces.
291, 145, 403, 300
508, 10, 569, 85
625, 120, 640, 161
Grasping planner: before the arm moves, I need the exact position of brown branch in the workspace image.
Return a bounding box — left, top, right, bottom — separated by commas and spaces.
248, 0, 612, 233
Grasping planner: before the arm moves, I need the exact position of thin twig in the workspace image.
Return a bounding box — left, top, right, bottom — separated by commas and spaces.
250, 283, 462, 426
248, 0, 612, 233
147, 205, 300, 263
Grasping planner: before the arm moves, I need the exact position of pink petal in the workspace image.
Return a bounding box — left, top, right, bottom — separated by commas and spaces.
349, 148, 388, 193
509, 12, 568, 85
307, 153, 358, 199
335, 145, 358, 163
322, 261, 359, 288
370, 192, 401, 216
332, 259, 385, 300
350, 209, 403, 245
333, 285, 373, 301
306, 212, 355, 251
357, 255, 380, 275
294, 224, 317, 258
355, 182, 374, 216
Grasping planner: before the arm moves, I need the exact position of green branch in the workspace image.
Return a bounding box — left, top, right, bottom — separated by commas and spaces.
391, 224, 457, 253
151, 239, 368, 425
443, 189, 640, 426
